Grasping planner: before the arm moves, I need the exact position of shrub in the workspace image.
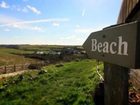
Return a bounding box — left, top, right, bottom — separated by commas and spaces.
28, 64, 41, 70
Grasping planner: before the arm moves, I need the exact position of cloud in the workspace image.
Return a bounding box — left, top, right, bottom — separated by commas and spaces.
0, 1, 9, 8
8, 23, 44, 32
0, 15, 44, 31
0, 17, 69, 27
82, 8, 86, 17
7, 23, 44, 32
52, 22, 60, 27
31, 26, 43, 31
12, 24, 22, 29
11, 5, 29, 13
27, 5, 41, 15
0, 15, 69, 32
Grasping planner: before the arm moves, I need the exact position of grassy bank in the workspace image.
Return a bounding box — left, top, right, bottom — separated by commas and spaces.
0, 47, 37, 66
0, 59, 103, 105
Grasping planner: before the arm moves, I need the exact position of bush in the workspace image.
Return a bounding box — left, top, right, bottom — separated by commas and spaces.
28, 64, 42, 70
55, 64, 64, 67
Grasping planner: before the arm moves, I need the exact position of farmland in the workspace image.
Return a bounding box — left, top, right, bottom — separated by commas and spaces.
0, 45, 84, 66
0, 59, 103, 105
0, 46, 36, 66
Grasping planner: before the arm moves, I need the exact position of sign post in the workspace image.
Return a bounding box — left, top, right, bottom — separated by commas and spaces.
83, 21, 140, 69
83, 21, 140, 105
104, 63, 129, 105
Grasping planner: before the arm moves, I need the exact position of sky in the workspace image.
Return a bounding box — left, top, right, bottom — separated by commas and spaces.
0, 0, 122, 45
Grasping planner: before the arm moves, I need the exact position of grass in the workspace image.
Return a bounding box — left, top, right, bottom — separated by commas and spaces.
0, 47, 37, 66
0, 45, 82, 66
0, 59, 103, 105
19, 45, 65, 51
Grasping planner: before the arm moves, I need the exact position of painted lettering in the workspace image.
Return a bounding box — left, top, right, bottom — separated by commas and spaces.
98, 43, 102, 52
91, 39, 97, 51
91, 36, 128, 56
103, 42, 109, 53
118, 36, 128, 55
110, 42, 117, 54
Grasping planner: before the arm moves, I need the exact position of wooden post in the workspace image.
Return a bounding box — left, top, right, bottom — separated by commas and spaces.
22, 64, 24, 70
104, 63, 129, 105
4, 66, 6, 74
14, 64, 16, 72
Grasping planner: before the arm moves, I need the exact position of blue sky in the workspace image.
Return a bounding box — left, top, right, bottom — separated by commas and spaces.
0, 0, 122, 45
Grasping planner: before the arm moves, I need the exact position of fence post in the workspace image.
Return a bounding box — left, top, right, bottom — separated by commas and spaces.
4, 66, 6, 74
13, 64, 16, 72
104, 63, 129, 105
22, 64, 24, 70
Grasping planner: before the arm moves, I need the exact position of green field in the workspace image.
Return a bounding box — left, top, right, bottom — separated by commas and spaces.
0, 47, 34, 66
0, 59, 103, 105
0, 45, 59, 66
0, 45, 82, 66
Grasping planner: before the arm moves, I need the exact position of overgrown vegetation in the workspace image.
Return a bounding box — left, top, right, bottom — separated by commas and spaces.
0, 59, 103, 105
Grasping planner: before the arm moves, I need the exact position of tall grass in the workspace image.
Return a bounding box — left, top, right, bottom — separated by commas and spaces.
0, 59, 103, 105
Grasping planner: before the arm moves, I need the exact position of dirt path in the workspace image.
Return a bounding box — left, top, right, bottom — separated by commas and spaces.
0, 70, 28, 79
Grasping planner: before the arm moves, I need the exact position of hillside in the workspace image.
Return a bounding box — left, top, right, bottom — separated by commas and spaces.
0, 47, 36, 66
0, 59, 103, 105
0, 45, 84, 66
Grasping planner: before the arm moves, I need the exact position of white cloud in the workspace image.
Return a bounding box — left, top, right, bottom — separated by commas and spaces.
12, 24, 22, 29
0, 17, 69, 27
0, 15, 44, 32
7, 23, 44, 32
27, 5, 41, 15
31, 26, 43, 31
52, 22, 60, 27
9, 23, 44, 32
82, 8, 86, 17
11, 5, 29, 13
0, 1, 9, 8
0, 15, 69, 32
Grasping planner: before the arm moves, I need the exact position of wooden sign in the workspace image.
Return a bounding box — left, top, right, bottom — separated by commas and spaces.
83, 21, 140, 68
